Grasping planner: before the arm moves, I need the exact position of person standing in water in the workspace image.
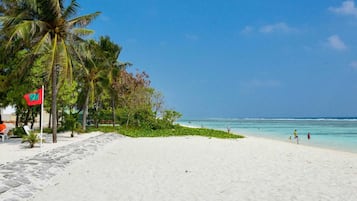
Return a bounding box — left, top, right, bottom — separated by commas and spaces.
307, 132, 311, 140
293, 129, 299, 144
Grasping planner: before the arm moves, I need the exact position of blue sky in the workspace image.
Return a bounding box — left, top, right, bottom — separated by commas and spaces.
78, 0, 357, 118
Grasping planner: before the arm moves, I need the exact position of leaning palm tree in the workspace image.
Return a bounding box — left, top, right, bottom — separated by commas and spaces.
0, 0, 100, 142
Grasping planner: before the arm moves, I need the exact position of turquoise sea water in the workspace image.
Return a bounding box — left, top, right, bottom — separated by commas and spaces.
177, 118, 357, 153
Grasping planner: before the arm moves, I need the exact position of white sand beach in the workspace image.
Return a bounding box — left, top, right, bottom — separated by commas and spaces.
24, 135, 357, 201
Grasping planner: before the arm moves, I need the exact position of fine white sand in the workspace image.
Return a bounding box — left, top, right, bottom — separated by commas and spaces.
29, 136, 357, 201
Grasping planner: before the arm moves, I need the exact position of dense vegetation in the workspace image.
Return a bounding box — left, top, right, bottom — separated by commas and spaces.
0, 0, 241, 140
87, 125, 244, 139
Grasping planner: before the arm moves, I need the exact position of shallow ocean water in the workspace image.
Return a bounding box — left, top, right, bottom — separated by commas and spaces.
177, 118, 357, 153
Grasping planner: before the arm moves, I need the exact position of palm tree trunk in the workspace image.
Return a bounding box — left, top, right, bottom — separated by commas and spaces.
30, 109, 36, 129
15, 112, 19, 128
24, 109, 30, 125
48, 109, 51, 128
82, 90, 90, 130
52, 65, 58, 143
112, 97, 116, 127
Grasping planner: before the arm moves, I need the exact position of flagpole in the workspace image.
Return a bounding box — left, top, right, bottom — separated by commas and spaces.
40, 85, 44, 152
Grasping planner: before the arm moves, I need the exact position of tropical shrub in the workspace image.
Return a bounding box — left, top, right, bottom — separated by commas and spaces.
62, 113, 80, 137
13, 127, 26, 138
21, 132, 44, 148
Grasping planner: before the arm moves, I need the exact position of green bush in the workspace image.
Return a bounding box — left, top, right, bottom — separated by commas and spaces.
60, 113, 81, 137
117, 125, 244, 139
21, 132, 45, 148
43, 127, 53, 134
86, 126, 118, 133
12, 127, 26, 138
85, 124, 244, 139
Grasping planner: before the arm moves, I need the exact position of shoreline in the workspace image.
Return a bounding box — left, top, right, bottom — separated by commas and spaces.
240, 132, 357, 155
244, 134, 357, 156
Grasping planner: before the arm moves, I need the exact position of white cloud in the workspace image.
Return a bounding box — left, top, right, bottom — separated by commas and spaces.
327, 35, 347, 51
329, 0, 357, 16
259, 22, 297, 34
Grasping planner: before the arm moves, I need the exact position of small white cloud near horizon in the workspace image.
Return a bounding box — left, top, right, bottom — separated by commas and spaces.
259, 22, 297, 34
329, 0, 357, 16
327, 35, 347, 51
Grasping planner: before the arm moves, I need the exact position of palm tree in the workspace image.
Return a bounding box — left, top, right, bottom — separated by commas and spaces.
98, 36, 131, 127
76, 39, 108, 130
0, 0, 100, 142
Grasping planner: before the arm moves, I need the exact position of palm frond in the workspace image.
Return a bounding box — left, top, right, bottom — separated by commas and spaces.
6, 20, 33, 48
61, 39, 73, 81
67, 12, 101, 28
25, 0, 39, 13
32, 32, 51, 55
63, 0, 79, 20
71, 28, 94, 36
67, 39, 86, 67
5, 19, 49, 49
15, 51, 37, 81
0, 3, 33, 27
48, 0, 64, 18
0, 16, 18, 28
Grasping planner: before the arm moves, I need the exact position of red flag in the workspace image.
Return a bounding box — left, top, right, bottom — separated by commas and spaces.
24, 88, 43, 106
